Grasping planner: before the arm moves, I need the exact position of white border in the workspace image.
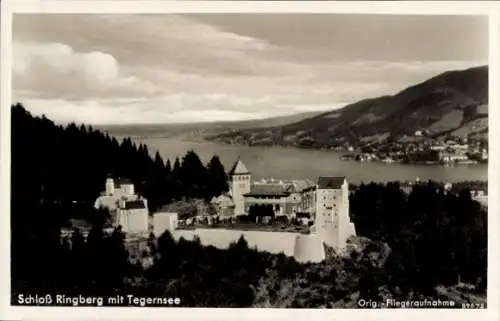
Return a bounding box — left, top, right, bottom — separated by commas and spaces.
1, 1, 499, 321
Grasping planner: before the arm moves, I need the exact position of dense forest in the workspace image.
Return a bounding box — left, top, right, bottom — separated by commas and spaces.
11, 103, 228, 298
11, 103, 487, 307
12, 103, 229, 211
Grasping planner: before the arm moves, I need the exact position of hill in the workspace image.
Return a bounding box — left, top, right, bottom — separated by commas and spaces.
208, 66, 488, 149
97, 111, 322, 140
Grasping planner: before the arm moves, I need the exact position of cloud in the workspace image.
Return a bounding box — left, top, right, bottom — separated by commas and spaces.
13, 15, 278, 76
15, 58, 486, 125
13, 41, 161, 100
19, 97, 266, 125
12, 14, 488, 124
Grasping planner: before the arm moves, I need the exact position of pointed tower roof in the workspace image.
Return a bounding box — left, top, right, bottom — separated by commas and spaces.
228, 158, 250, 176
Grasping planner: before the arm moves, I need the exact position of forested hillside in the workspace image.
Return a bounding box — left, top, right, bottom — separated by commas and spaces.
209, 66, 488, 149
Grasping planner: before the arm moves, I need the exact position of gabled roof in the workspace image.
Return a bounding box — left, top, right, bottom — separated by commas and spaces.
317, 177, 346, 189
244, 184, 290, 197
228, 158, 250, 176
124, 200, 146, 210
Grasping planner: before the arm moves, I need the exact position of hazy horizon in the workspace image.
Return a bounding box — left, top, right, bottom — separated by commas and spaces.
12, 14, 488, 125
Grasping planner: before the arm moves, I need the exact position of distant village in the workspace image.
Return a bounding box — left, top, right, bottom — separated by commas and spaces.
215, 129, 488, 166
341, 132, 488, 165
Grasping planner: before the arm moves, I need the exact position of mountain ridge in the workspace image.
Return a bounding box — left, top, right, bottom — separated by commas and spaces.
97, 111, 323, 140
208, 65, 488, 149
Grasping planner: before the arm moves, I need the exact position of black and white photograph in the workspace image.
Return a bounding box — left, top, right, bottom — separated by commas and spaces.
1, 1, 499, 320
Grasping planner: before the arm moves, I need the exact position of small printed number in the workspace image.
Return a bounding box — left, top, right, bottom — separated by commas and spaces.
462, 303, 485, 309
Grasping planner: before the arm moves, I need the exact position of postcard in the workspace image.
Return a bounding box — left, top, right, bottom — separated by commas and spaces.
1, 1, 498, 321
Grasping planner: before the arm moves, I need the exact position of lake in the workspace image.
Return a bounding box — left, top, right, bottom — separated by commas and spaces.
116, 136, 487, 184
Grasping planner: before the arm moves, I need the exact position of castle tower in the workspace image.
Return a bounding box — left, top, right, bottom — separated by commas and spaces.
314, 176, 356, 251
105, 178, 115, 196
228, 158, 251, 215
293, 233, 326, 263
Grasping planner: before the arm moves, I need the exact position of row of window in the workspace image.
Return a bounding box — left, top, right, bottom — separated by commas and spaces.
233, 175, 250, 181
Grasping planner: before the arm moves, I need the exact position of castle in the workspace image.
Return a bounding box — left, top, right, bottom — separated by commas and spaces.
226, 158, 356, 252
88, 159, 356, 262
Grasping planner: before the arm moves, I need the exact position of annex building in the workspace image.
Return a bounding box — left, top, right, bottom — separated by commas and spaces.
94, 177, 149, 235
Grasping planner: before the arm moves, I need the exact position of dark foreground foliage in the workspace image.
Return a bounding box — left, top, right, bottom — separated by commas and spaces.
11, 104, 486, 307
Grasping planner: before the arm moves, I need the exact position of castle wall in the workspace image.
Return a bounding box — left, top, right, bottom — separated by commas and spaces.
294, 234, 325, 263
171, 229, 324, 262
152, 212, 179, 237
172, 229, 298, 256
153, 212, 178, 237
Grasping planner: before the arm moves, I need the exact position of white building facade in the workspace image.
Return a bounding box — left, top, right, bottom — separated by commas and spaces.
152, 211, 179, 237
228, 159, 251, 215
116, 199, 149, 235
313, 177, 356, 251
94, 177, 149, 235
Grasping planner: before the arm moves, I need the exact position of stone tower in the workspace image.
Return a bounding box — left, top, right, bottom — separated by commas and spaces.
105, 177, 115, 196
314, 176, 356, 251
228, 158, 251, 215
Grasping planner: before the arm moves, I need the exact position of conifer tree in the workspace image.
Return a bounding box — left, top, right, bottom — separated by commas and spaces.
165, 159, 172, 175
172, 156, 183, 200
206, 155, 229, 199
180, 150, 208, 199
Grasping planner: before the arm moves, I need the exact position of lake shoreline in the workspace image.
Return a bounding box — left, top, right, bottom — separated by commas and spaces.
205, 139, 488, 167
107, 134, 488, 184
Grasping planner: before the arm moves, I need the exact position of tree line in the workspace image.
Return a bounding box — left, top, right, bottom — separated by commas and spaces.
349, 181, 487, 300
12, 103, 229, 214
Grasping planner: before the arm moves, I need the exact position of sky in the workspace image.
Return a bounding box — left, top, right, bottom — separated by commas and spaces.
12, 14, 488, 124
